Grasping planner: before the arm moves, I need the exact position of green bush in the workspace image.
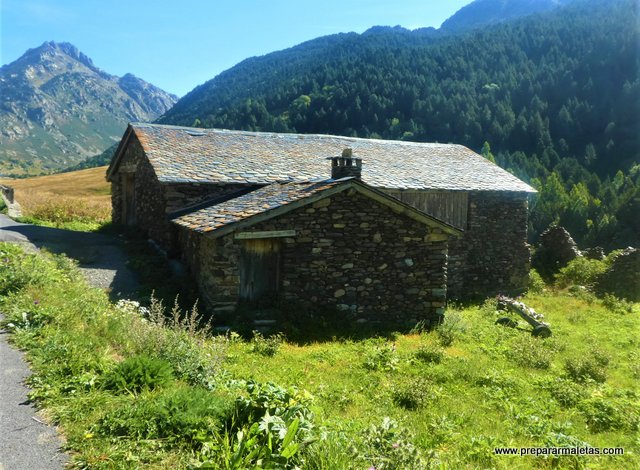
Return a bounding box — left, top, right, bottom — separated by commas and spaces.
564, 357, 607, 384
528, 269, 547, 293
555, 257, 607, 288
391, 377, 438, 410
436, 311, 466, 347
104, 355, 173, 394
363, 339, 399, 371
353, 417, 425, 470
132, 325, 224, 390
0, 245, 66, 295
601, 294, 634, 314
506, 334, 554, 369
97, 386, 233, 445
413, 342, 445, 364
199, 381, 315, 469
579, 398, 629, 433
545, 378, 588, 408
250, 331, 284, 357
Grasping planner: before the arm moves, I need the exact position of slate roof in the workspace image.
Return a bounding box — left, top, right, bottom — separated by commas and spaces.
109, 123, 536, 193
170, 178, 461, 237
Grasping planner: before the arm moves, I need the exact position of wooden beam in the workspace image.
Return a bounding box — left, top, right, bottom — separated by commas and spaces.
235, 230, 296, 240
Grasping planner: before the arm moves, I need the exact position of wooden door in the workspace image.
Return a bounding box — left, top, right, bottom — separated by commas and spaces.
239, 239, 281, 307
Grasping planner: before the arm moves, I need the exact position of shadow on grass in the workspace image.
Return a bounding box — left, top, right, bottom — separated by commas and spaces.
217, 301, 445, 345
0, 215, 138, 301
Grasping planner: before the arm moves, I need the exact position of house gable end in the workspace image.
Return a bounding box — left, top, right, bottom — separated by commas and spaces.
173, 179, 462, 240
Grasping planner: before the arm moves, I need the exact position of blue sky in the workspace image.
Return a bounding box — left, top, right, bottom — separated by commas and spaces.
1, 0, 471, 97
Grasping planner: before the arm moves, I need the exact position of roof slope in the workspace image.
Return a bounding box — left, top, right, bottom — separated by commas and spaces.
171, 178, 461, 238
109, 123, 535, 193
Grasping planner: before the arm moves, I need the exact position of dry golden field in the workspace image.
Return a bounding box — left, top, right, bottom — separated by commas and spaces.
0, 166, 111, 227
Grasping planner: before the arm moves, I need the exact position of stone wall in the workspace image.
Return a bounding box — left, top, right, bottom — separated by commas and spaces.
595, 247, 640, 301
110, 136, 169, 243
448, 191, 530, 298
178, 189, 452, 325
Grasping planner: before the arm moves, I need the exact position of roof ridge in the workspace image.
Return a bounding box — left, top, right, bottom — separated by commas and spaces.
130, 122, 464, 148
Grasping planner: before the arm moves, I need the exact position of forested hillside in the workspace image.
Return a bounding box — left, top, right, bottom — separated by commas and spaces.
159, 0, 639, 249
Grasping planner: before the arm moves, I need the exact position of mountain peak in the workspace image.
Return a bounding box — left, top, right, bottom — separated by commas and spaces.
0, 41, 177, 175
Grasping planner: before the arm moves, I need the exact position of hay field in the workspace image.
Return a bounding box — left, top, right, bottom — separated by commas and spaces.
0, 166, 112, 228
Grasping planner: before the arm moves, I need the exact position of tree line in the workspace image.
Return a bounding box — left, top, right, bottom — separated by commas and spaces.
159, 0, 639, 249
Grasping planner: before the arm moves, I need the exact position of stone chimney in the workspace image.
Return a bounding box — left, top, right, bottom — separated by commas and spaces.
328, 148, 362, 180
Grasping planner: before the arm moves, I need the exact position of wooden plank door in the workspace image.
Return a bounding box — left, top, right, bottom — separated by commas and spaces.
239, 239, 281, 307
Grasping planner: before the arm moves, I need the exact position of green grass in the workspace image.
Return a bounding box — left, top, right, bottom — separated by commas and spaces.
1, 242, 638, 469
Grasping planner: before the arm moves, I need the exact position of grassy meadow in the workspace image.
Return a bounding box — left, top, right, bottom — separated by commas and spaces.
0, 166, 111, 230
0, 242, 638, 469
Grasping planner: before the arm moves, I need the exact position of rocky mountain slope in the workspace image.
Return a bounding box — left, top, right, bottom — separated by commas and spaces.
0, 41, 177, 175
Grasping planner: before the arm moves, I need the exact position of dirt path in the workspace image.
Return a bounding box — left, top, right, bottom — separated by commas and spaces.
0, 214, 139, 469
0, 214, 138, 297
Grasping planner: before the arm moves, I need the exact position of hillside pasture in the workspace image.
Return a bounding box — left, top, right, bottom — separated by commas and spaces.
0, 243, 637, 469
0, 166, 111, 230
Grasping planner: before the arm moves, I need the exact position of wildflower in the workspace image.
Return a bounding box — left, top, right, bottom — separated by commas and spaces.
34, 300, 40, 305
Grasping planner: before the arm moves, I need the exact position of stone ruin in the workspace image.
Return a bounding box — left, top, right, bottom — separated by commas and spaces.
595, 248, 640, 301
532, 225, 581, 280
582, 246, 605, 261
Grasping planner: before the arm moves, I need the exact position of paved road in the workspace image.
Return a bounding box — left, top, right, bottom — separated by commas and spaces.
1, 214, 140, 468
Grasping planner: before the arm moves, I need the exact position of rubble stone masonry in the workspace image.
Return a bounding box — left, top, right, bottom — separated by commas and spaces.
178, 190, 452, 325
448, 191, 530, 298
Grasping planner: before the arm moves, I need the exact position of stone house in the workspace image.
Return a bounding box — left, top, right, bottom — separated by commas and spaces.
107, 123, 535, 323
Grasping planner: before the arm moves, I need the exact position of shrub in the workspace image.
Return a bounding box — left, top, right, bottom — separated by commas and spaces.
97, 386, 233, 445
436, 311, 466, 346
528, 269, 547, 293
414, 343, 445, 364
363, 339, 399, 371
234, 381, 314, 430
391, 377, 438, 410
601, 294, 633, 314
199, 381, 315, 469
568, 285, 597, 303
506, 334, 554, 369
103, 355, 173, 394
250, 331, 284, 357
579, 398, 628, 433
0, 245, 66, 295
545, 378, 588, 408
479, 297, 499, 316
564, 357, 606, 384
555, 257, 607, 288
2, 304, 55, 331
353, 417, 425, 470
130, 324, 224, 390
